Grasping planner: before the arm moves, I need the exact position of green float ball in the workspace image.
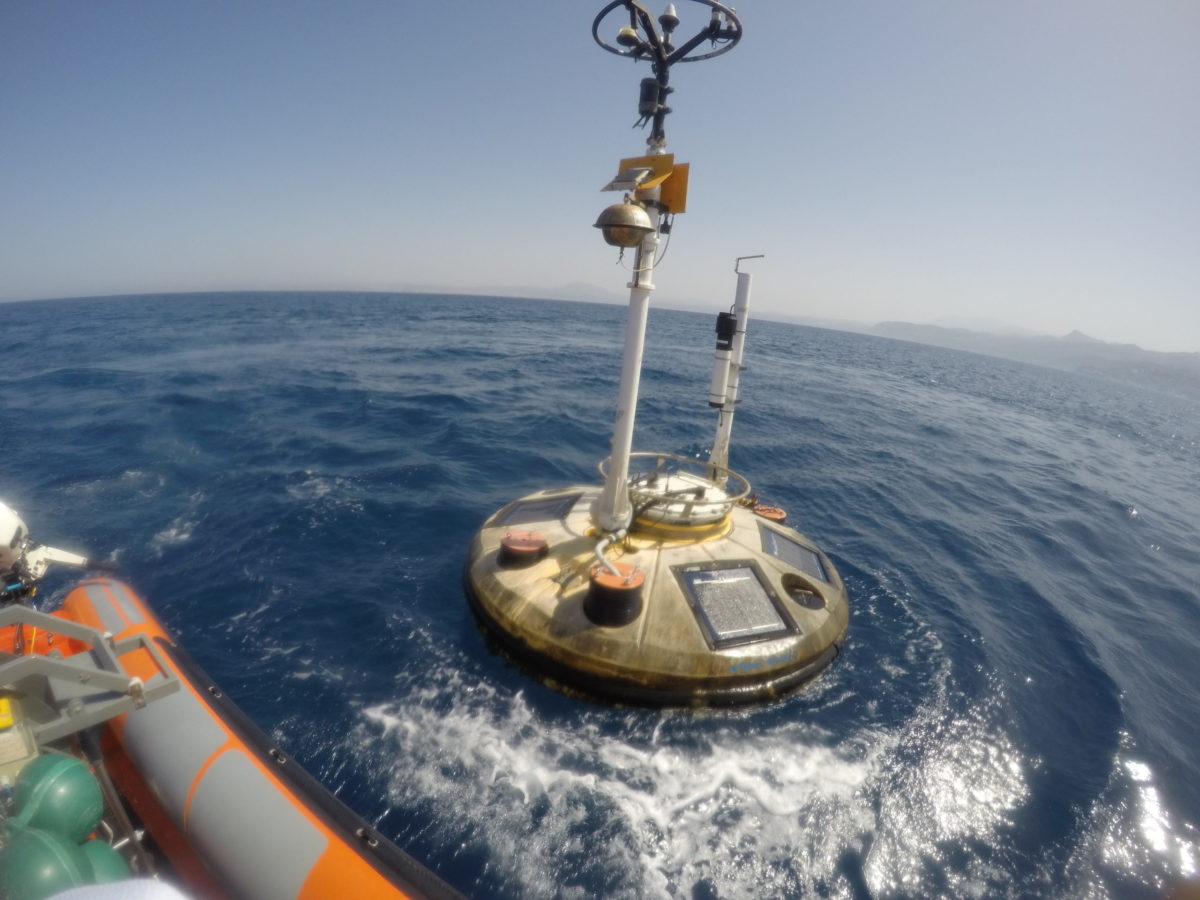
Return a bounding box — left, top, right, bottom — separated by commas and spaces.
0, 826, 90, 900
81, 838, 131, 882
12, 754, 104, 844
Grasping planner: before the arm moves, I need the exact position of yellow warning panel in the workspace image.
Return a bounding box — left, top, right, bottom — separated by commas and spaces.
613, 154, 689, 214
0, 697, 12, 730
659, 162, 689, 214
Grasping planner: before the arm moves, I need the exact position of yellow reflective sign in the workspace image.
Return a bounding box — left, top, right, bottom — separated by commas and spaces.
614, 154, 689, 214
659, 162, 689, 214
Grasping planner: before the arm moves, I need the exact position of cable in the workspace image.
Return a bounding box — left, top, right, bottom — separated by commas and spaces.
616, 222, 675, 274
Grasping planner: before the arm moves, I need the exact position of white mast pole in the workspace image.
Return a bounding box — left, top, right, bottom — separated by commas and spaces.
708, 256, 762, 485
594, 186, 662, 534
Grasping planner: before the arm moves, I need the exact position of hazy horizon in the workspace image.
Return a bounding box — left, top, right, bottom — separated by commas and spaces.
5, 286, 1189, 357
3, 2, 1196, 352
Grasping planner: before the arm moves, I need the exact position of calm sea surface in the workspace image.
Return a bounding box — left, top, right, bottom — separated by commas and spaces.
2, 292, 1197, 898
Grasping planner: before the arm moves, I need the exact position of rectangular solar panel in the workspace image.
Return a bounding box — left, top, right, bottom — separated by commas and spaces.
676, 563, 794, 648
759, 525, 828, 582
494, 494, 581, 526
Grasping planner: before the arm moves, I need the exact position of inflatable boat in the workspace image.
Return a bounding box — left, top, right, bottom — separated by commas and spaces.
0, 575, 459, 899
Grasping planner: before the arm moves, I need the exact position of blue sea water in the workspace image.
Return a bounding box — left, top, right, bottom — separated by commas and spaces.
2, 291, 1198, 898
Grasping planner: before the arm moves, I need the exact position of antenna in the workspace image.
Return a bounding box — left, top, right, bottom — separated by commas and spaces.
592, 0, 742, 150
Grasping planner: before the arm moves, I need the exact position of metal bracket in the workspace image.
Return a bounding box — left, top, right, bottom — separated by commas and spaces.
0, 605, 180, 745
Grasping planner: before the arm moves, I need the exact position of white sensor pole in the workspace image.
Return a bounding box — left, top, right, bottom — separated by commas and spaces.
594, 187, 662, 533
708, 255, 763, 485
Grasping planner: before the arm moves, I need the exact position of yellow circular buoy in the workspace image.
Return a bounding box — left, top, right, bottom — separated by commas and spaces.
464, 474, 849, 706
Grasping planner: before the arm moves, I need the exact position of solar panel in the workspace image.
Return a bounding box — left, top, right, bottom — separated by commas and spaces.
494, 494, 581, 526
676, 562, 795, 648
759, 525, 828, 582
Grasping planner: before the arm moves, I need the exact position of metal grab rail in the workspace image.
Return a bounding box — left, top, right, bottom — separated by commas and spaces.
0, 605, 180, 744
598, 451, 752, 523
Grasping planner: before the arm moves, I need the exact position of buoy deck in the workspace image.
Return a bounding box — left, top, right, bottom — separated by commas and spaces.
465, 484, 849, 705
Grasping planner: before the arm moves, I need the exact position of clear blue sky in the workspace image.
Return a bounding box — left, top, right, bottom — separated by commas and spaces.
3, 1, 1197, 352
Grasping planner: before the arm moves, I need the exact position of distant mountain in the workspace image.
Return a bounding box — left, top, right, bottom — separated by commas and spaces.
753, 311, 882, 335
867, 321, 1200, 396
1060, 329, 1108, 345
930, 315, 1042, 337
389, 281, 625, 305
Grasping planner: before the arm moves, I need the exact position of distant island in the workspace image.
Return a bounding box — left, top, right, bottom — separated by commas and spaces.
819, 318, 1200, 397
389, 284, 1200, 398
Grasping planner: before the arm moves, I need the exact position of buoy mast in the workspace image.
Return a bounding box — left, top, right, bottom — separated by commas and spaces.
592, 181, 661, 534
590, 0, 741, 534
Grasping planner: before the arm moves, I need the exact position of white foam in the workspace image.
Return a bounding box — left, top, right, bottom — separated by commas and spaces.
355, 665, 1034, 898
287, 470, 336, 500
286, 470, 363, 513
119, 469, 166, 496
149, 518, 194, 554
344, 576, 1196, 897
861, 700, 1029, 896
149, 491, 205, 556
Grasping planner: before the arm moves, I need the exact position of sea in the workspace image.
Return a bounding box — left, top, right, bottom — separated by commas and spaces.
2, 291, 1197, 899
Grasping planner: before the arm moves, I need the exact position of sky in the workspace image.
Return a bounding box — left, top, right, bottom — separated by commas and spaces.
2, 1, 1197, 352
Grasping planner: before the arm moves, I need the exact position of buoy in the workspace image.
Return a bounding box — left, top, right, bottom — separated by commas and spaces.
462, 2, 849, 706
498, 530, 548, 568
583, 561, 645, 627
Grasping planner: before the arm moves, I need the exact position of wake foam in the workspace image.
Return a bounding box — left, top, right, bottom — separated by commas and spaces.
355, 665, 1037, 898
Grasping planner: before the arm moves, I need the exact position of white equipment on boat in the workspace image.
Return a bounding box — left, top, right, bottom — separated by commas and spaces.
1, 501, 92, 605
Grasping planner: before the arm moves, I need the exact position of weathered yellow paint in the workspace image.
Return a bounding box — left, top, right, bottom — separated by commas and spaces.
464, 483, 849, 705
658, 162, 689, 214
